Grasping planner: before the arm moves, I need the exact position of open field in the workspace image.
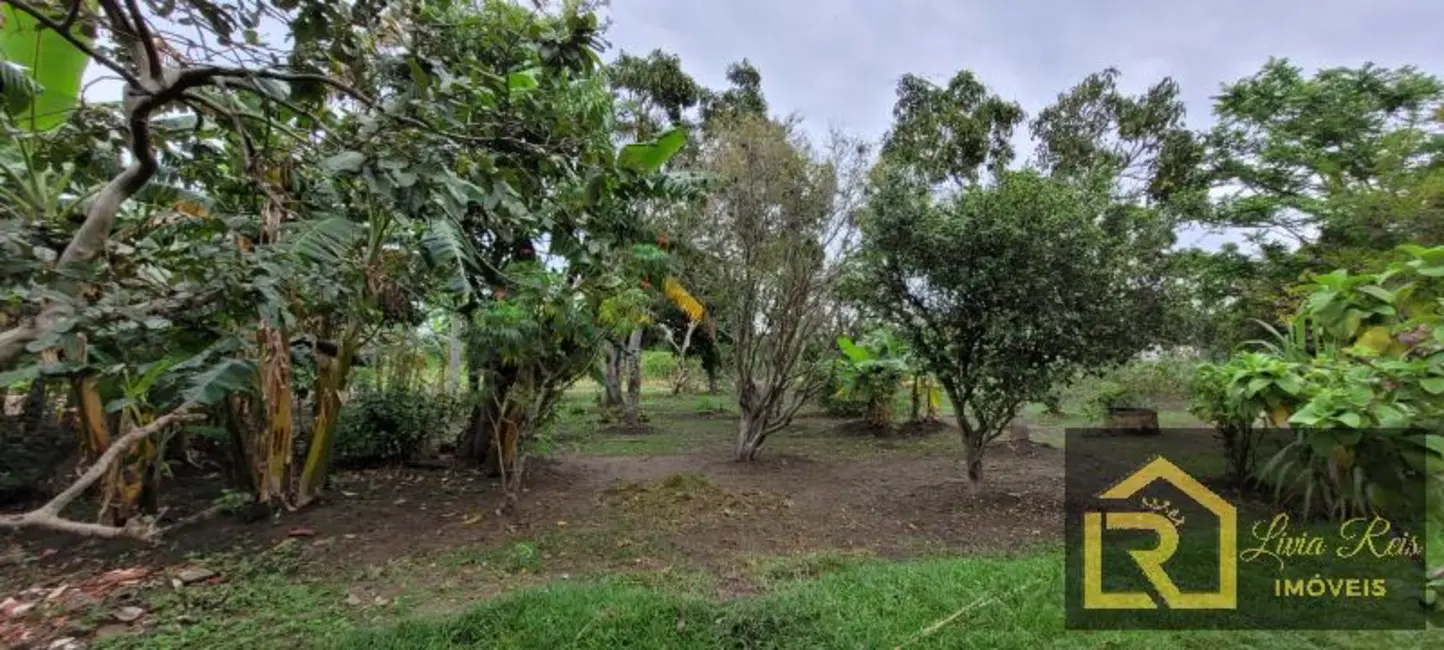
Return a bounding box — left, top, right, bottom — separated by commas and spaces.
1, 389, 1427, 649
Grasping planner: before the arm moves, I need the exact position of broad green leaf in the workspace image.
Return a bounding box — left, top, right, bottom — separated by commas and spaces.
507, 68, 539, 92
0, 365, 40, 386
1357, 285, 1395, 304
103, 397, 135, 414
321, 151, 366, 173
836, 336, 868, 363
1, 5, 91, 131
618, 128, 688, 173
182, 358, 257, 406
1421, 377, 1444, 395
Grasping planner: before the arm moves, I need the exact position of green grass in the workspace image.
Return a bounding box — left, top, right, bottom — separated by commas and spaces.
332, 552, 1432, 649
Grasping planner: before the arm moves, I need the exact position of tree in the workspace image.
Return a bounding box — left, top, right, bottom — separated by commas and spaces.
847, 168, 1167, 484
696, 114, 867, 461
1205, 58, 1444, 253
879, 70, 1023, 190
1031, 67, 1208, 215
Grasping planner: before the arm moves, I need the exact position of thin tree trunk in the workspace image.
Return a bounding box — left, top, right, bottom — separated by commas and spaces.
602, 343, 623, 407
447, 314, 464, 393
910, 376, 921, 424
621, 328, 643, 427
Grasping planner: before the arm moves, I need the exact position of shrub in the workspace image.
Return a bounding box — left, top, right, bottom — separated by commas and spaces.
640, 350, 676, 381
331, 388, 467, 466
693, 396, 729, 415
1188, 363, 1266, 486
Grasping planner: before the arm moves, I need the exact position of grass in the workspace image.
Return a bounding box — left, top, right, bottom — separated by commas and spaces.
330, 552, 1433, 650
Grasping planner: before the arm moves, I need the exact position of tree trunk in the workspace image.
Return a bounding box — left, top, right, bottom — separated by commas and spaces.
734, 380, 768, 461
909, 376, 921, 423
70, 373, 149, 526
621, 328, 643, 427
447, 314, 464, 393
601, 342, 623, 407
459, 366, 518, 475
707, 370, 719, 395
254, 325, 295, 508
735, 409, 766, 461
297, 332, 357, 507
964, 439, 985, 484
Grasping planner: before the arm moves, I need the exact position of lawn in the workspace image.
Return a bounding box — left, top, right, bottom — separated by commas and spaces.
3, 388, 1430, 649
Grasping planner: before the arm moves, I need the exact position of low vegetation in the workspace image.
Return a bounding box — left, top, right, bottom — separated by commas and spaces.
0, 1, 1440, 648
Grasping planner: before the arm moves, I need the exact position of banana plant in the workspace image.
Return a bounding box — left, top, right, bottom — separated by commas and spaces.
834, 329, 910, 428
1, 3, 92, 132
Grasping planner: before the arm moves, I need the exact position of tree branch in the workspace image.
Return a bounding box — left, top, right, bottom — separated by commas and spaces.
121, 0, 162, 79
0, 408, 200, 541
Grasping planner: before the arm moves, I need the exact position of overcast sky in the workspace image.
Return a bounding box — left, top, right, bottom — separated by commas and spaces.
597, 0, 1443, 249
601, 0, 1441, 142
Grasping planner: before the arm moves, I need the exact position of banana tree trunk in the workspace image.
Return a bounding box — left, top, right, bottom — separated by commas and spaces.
252, 325, 295, 508
297, 328, 358, 507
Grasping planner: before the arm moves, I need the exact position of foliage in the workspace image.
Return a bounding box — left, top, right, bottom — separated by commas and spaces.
1189, 363, 1267, 485
847, 166, 1172, 482
693, 113, 867, 461
829, 329, 909, 428
1194, 245, 1443, 609
330, 553, 1417, 650
331, 387, 466, 466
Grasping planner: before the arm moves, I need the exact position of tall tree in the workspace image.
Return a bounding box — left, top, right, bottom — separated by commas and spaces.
879, 70, 1024, 190
697, 114, 867, 461
847, 168, 1167, 484
1206, 58, 1444, 253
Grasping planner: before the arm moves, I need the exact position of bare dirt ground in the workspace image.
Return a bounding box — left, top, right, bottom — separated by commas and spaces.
0, 416, 1070, 646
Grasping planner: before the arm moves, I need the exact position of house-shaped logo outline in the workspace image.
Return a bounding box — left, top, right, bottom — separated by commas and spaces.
1082, 456, 1238, 610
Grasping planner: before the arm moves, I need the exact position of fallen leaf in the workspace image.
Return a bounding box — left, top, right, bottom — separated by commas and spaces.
461, 514, 484, 525
175, 567, 216, 584
287, 527, 318, 538
112, 606, 144, 623
345, 593, 362, 606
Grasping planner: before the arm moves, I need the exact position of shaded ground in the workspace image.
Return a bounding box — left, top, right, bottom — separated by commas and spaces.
1, 394, 1207, 648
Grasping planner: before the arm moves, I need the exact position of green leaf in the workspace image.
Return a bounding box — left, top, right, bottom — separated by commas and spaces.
321, 151, 366, 174
618, 128, 688, 173
1335, 411, 1363, 428
0, 58, 40, 115
421, 216, 477, 297
103, 397, 135, 414
289, 216, 364, 265
507, 68, 539, 92
836, 337, 868, 363
0, 365, 40, 386
1274, 373, 1303, 395
182, 358, 256, 406
1421, 377, 1444, 395
1, 6, 90, 131
1357, 285, 1395, 304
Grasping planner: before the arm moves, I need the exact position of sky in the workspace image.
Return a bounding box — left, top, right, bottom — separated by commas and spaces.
598, 0, 1444, 250
74, 0, 1444, 251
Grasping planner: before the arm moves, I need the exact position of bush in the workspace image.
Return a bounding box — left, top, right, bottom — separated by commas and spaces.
640, 350, 676, 381
331, 388, 467, 466
816, 360, 867, 417
1078, 353, 1201, 417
